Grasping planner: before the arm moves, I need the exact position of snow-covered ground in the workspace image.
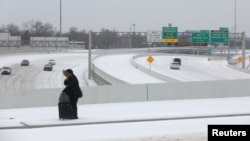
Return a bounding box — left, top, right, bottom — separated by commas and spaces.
1, 51, 250, 141
1, 97, 250, 141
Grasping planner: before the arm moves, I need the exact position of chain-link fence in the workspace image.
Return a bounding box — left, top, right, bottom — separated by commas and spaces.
90, 32, 147, 49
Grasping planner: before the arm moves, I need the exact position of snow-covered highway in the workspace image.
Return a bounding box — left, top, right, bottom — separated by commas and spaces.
0, 53, 88, 91
135, 55, 250, 82
93, 54, 250, 84
1, 52, 250, 91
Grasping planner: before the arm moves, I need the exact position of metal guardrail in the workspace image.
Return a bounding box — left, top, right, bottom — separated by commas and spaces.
0, 40, 69, 48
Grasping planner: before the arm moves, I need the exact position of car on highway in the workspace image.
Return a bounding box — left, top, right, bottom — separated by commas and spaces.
173, 58, 181, 65
43, 64, 53, 71
170, 62, 180, 70
48, 59, 56, 65
1, 67, 12, 75
21, 59, 30, 66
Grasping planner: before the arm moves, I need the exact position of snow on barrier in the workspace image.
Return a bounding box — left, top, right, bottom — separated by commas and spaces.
91, 54, 128, 85
92, 63, 128, 85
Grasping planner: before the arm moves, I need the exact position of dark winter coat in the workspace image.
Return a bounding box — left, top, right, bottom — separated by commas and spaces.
63, 76, 77, 99
63, 75, 83, 99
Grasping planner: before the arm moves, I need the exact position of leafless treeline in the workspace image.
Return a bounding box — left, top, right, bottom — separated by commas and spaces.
1, 20, 249, 48
0, 20, 147, 49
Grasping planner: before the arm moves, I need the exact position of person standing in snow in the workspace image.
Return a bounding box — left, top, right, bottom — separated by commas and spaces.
63, 69, 82, 119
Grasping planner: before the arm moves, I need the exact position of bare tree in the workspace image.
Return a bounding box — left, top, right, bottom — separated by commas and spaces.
67, 27, 88, 41
6, 24, 20, 36
0, 25, 7, 32
23, 20, 55, 37
0, 24, 20, 36
43, 23, 55, 36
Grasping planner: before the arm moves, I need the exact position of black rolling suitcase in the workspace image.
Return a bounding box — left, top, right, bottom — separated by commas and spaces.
58, 92, 73, 120
58, 102, 73, 120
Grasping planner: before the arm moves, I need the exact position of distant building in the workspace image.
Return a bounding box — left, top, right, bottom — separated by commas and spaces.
30, 37, 69, 47
69, 41, 86, 49
0, 32, 21, 47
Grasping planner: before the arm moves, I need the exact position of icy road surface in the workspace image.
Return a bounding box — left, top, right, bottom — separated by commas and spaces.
94, 54, 250, 83
0, 53, 88, 91
93, 54, 165, 84
1, 53, 250, 91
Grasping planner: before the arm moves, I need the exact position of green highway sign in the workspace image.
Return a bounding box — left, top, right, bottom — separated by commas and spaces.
162, 27, 178, 43
211, 32, 229, 43
210, 27, 229, 43
219, 27, 229, 32
192, 30, 210, 43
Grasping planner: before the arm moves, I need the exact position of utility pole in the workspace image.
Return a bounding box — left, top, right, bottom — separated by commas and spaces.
129, 27, 132, 48
132, 24, 136, 32
88, 32, 92, 79
60, 0, 62, 37
234, 0, 237, 53
242, 32, 246, 69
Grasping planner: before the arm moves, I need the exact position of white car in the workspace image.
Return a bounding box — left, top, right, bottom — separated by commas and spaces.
1, 67, 12, 75
48, 59, 56, 65
170, 62, 180, 70
44, 64, 53, 71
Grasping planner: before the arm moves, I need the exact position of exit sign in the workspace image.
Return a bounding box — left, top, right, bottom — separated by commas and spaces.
162, 27, 178, 43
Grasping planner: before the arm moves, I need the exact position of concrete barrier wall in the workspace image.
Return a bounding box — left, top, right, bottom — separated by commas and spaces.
148, 79, 250, 100
0, 89, 60, 109
1, 79, 250, 109
82, 84, 147, 104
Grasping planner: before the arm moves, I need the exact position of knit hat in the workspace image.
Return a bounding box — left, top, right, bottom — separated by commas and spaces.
66, 69, 73, 75
63, 70, 69, 77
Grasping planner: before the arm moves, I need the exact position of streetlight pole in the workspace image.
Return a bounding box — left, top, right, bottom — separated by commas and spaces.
130, 24, 136, 48
132, 24, 136, 32
60, 0, 62, 37
234, 0, 237, 52
129, 27, 132, 48
88, 32, 92, 79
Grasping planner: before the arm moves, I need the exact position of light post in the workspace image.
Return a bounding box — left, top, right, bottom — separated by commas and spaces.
88, 32, 92, 79
130, 24, 136, 48
60, 0, 62, 37
7, 32, 10, 50
234, 0, 237, 51
132, 24, 136, 32
129, 26, 132, 48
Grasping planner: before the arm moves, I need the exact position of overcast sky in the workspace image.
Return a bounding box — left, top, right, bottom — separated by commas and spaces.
0, 0, 249, 34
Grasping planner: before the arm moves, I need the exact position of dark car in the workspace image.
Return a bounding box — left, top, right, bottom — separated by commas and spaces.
21, 59, 30, 66
1, 67, 12, 75
43, 64, 53, 71
173, 58, 181, 65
